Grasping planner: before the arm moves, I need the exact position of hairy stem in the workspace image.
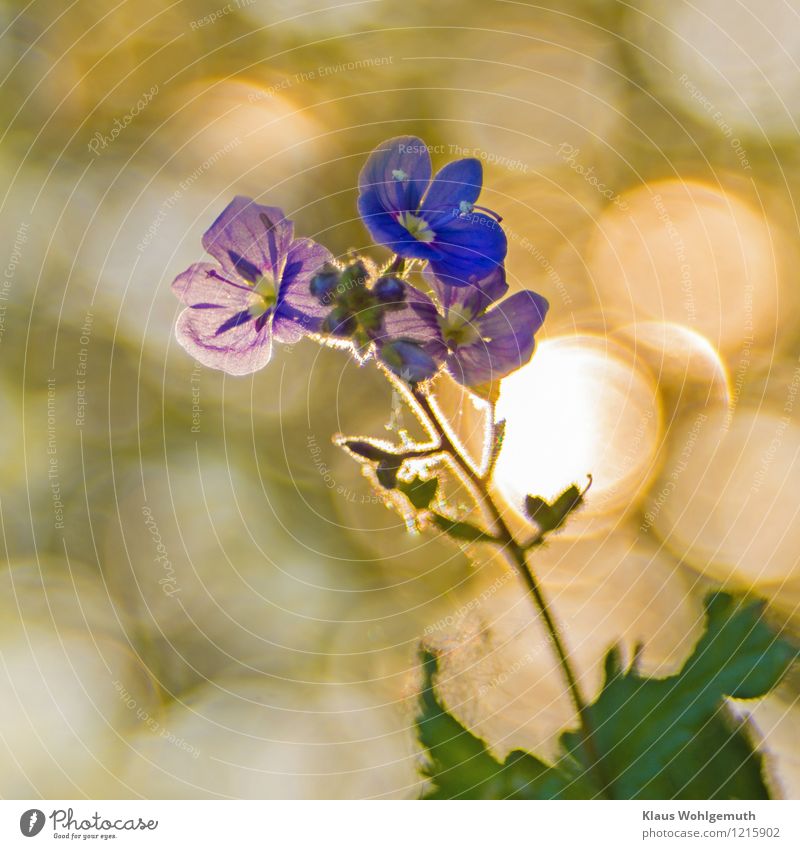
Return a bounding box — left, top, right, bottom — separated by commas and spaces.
410, 385, 611, 797
387, 255, 406, 275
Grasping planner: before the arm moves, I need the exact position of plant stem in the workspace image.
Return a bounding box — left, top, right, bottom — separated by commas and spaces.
410, 385, 611, 797
387, 255, 406, 275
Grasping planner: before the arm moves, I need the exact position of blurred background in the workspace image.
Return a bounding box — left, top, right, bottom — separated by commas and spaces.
1, 0, 799, 799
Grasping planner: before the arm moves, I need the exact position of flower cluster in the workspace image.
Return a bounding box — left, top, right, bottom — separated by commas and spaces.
172, 135, 548, 397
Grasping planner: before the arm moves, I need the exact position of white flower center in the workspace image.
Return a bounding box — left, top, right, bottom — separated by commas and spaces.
396, 211, 436, 244
439, 305, 480, 348
248, 273, 277, 317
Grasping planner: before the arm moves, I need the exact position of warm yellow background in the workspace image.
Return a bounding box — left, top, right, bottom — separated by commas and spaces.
1, 0, 798, 798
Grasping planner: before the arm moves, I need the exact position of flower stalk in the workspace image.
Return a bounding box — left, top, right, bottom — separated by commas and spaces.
409, 383, 611, 797
169, 134, 600, 791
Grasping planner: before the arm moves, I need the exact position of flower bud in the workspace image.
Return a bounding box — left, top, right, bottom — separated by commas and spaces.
338, 259, 369, 292
372, 275, 406, 310
309, 263, 341, 303
379, 339, 440, 383
322, 305, 357, 337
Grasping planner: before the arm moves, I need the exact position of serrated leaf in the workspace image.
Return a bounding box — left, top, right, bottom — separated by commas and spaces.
416, 651, 593, 799
417, 593, 797, 799
571, 593, 796, 799
661, 709, 769, 800
431, 514, 493, 543
397, 476, 439, 510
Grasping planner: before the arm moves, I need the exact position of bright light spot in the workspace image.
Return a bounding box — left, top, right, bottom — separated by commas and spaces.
446, 19, 624, 171
424, 536, 701, 757
587, 180, 780, 353
652, 406, 800, 587
612, 320, 730, 406
493, 336, 661, 527
632, 0, 800, 140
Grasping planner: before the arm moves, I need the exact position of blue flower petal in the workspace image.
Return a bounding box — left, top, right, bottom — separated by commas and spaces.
172, 262, 254, 307
427, 211, 508, 283
421, 158, 483, 213
358, 135, 432, 214
175, 301, 273, 375
447, 290, 548, 389
379, 339, 441, 383
273, 239, 335, 343
214, 308, 254, 336
202, 196, 294, 280
226, 250, 263, 285
357, 190, 438, 261
478, 289, 548, 342
425, 264, 508, 314
377, 285, 447, 357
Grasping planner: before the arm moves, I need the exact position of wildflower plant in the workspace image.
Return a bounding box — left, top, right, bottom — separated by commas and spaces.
172, 136, 797, 799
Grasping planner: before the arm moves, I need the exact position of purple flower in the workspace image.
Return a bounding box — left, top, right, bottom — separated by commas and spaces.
172, 196, 332, 375
377, 337, 442, 384
357, 136, 507, 285
307, 260, 442, 383
302, 258, 438, 383
380, 265, 549, 397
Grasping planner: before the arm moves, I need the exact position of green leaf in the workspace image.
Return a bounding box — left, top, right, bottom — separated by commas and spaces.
431, 514, 494, 544
661, 709, 769, 800
417, 593, 797, 799
339, 439, 406, 488
342, 439, 396, 462
524, 484, 583, 533
397, 476, 439, 510
523, 495, 556, 527
416, 651, 592, 799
